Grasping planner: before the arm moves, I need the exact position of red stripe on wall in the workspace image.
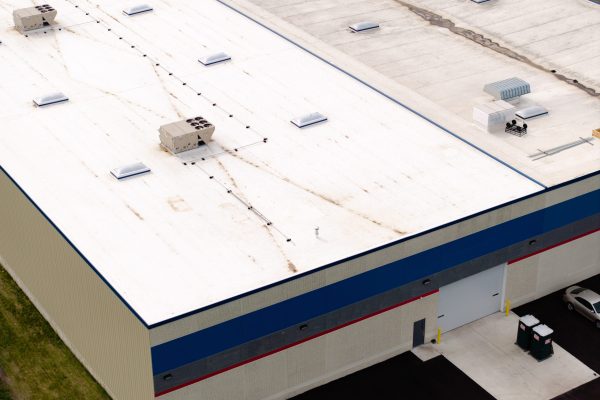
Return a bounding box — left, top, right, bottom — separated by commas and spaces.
508, 228, 600, 265
155, 289, 439, 397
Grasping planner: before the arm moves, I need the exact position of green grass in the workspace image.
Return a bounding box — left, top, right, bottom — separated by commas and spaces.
0, 264, 111, 400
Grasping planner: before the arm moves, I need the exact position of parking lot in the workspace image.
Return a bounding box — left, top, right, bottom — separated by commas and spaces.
514, 274, 600, 374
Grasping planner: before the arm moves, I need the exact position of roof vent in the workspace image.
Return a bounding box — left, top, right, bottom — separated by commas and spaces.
111, 162, 151, 179
198, 52, 231, 66
291, 112, 327, 128
349, 21, 379, 32
516, 106, 548, 120
159, 116, 215, 154
13, 4, 57, 34
471, 0, 491, 3
122, 4, 153, 16
484, 77, 530, 101
33, 92, 68, 107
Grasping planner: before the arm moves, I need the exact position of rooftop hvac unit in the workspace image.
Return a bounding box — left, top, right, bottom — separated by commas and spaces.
123, 4, 153, 16
159, 116, 215, 154
198, 52, 231, 66
33, 92, 69, 107
472, 100, 514, 132
349, 21, 379, 32
111, 162, 151, 180
13, 4, 57, 33
291, 112, 327, 128
484, 77, 531, 101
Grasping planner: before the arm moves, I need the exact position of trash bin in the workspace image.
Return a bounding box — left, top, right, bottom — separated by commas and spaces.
530, 324, 554, 361
516, 314, 540, 351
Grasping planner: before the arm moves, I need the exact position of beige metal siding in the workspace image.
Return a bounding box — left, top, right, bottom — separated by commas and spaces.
160, 293, 438, 400
0, 169, 154, 400
506, 231, 600, 307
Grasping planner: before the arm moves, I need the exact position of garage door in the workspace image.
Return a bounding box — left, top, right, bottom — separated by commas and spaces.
438, 264, 505, 333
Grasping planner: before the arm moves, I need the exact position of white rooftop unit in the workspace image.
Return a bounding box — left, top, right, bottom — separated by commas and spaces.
291, 112, 327, 128
472, 100, 515, 132
110, 162, 151, 179
484, 77, 531, 101
198, 52, 231, 66
122, 4, 153, 16
349, 21, 379, 32
33, 92, 69, 107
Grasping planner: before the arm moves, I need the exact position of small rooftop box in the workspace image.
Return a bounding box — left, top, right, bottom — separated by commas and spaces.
159, 117, 215, 154
13, 4, 57, 33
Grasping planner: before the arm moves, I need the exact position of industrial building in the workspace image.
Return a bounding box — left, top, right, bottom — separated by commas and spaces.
0, 0, 599, 399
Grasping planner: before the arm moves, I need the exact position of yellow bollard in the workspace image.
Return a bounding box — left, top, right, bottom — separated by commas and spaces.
437, 328, 441, 344
505, 299, 511, 316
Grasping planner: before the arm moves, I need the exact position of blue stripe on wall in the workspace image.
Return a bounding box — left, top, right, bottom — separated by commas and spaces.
151, 189, 600, 374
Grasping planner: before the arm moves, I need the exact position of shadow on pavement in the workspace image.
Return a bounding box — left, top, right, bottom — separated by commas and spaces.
292, 351, 493, 400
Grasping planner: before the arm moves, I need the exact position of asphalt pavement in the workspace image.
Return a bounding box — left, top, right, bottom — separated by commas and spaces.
514, 274, 600, 374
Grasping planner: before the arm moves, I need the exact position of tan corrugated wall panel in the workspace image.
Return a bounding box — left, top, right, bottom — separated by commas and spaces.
0, 169, 154, 400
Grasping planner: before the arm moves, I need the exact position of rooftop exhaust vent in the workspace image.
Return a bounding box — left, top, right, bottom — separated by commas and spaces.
13, 4, 57, 33
349, 21, 379, 32
484, 77, 530, 101
122, 4, 153, 16
516, 105, 548, 120
111, 162, 151, 179
471, 0, 491, 3
33, 92, 68, 107
159, 116, 215, 154
198, 52, 231, 66
291, 112, 327, 128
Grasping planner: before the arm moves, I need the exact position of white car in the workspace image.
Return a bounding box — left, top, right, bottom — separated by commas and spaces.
563, 286, 600, 329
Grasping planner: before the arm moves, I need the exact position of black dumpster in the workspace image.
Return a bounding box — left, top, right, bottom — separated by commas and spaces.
516, 314, 540, 351
530, 324, 554, 361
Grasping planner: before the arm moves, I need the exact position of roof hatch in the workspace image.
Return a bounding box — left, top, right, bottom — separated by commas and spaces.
291, 112, 327, 128
349, 21, 379, 32
516, 106, 548, 120
123, 4, 153, 16
198, 52, 231, 66
33, 92, 69, 107
111, 162, 151, 179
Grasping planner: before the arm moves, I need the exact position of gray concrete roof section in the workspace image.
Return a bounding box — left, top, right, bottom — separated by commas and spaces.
239, 0, 600, 186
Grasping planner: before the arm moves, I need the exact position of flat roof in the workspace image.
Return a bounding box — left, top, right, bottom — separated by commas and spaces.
250, 0, 600, 187
0, 0, 544, 324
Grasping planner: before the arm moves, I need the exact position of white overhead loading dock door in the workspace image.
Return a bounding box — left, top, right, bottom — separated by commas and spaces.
438, 264, 505, 333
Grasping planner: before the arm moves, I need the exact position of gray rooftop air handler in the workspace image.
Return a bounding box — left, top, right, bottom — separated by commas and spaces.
484, 77, 531, 101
